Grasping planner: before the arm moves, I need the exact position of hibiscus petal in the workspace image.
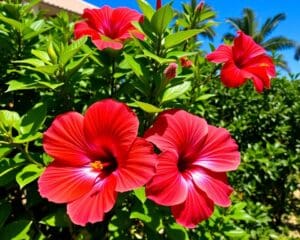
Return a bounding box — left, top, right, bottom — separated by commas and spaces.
146, 151, 188, 206
111, 7, 143, 39
43, 112, 91, 166
191, 168, 233, 207
38, 164, 98, 203
233, 31, 266, 63
171, 181, 214, 228
220, 61, 250, 88
115, 138, 157, 192
194, 125, 240, 172
206, 45, 233, 63
145, 110, 208, 156
67, 176, 117, 226
83, 99, 139, 158
91, 38, 123, 50
83, 7, 113, 35
74, 21, 99, 40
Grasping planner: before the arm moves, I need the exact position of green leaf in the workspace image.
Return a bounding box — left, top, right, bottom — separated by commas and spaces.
134, 101, 163, 113
165, 29, 203, 49
13, 132, 42, 143
196, 94, 215, 101
136, 0, 155, 20
0, 146, 11, 159
6, 79, 39, 92
16, 164, 44, 189
0, 14, 23, 32
0, 201, 11, 228
60, 37, 87, 66
224, 229, 248, 238
31, 50, 51, 64
162, 81, 191, 103
134, 187, 146, 203
130, 211, 152, 223
20, 102, 47, 135
151, 5, 174, 35
40, 209, 71, 227
14, 58, 45, 67
143, 49, 174, 64
166, 223, 189, 240
0, 220, 32, 240
0, 110, 21, 133
124, 53, 143, 78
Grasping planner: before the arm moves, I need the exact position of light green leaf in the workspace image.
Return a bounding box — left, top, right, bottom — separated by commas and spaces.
0, 110, 21, 133
20, 102, 47, 135
151, 5, 174, 35
224, 229, 249, 238
134, 101, 163, 113
40, 209, 71, 227
0, 220, 32, 240
130, 211, 152, 223
196, 94, 215, 101
0, 147, 11, 159
143, 49, 174, 64
14, 58, 45, 67
13, 132, 42, 144
134, 187, 146, 203
165, 29, 203, 49
60, 37, 87, 66
136, 0, 155, 20
162, 81, 191, 103
124, 53, 143, 78
0, 15, 23, 32
31, 50, 51, 64
16, 164, 44, 189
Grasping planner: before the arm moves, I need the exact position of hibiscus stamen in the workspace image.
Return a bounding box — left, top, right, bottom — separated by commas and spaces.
90, 161, 104, 170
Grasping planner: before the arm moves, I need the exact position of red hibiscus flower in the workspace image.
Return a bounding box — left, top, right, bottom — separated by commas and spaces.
38, 99, 157, 226
163, 63, 178, 81
74, 6, 144, 50
145, 110, 240, 228
206, 31, 276, 92
180, 56, 193, 68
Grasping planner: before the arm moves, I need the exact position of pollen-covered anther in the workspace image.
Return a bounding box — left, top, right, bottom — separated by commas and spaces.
90, 161, 104, 170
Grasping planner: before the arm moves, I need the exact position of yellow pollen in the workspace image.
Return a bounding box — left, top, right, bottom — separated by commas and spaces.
260, 63, 269, 67
90, 161, 103, 170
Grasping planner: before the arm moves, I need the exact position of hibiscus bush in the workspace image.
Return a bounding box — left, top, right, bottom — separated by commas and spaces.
0, 0, 299, 239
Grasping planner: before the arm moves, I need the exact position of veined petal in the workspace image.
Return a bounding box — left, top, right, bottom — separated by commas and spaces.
38, 164, 98, 203
111, 7, 143, 39
83, 99, 139, 158
67, 176, 117, 226
191, 168, 233, 207
233, 31, 266, 64
43, 112, 90, 166
115, 138, 157, 192
194, 125, 240, 172
220, 61, 250, 88
83, 7, 113, 35
146, 151, 188, 206
145, 110, 208, 156
171, 181, 214, 228
91, 38, 123, 50
206, 45, 233, 63
74, 21, 99, 40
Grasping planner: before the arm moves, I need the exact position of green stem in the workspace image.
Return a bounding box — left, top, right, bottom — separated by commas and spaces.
110, 57, 116, 97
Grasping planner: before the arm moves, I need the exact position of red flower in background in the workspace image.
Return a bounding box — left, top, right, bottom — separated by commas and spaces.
163, 63, 178, 81
38, 99, 156, 226
145, 110, 240, 228
206, 31, 276, 92
156, 0, 162, 10
180, 56, 193, 68
74, 6, 144, 50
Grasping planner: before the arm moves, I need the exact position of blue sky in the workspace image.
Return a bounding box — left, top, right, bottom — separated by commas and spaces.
86, 0, 300, 75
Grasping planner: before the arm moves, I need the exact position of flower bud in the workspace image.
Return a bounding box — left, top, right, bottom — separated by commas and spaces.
156, 0, 162, 10
180, 57, 193, 68
163, 63, 178, 81
196, 1, 204, 11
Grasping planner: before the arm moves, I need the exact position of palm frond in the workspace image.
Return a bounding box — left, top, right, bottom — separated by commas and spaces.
260, 13, 286, 39
243, 8, 257, 36
262, 36, 296, 51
